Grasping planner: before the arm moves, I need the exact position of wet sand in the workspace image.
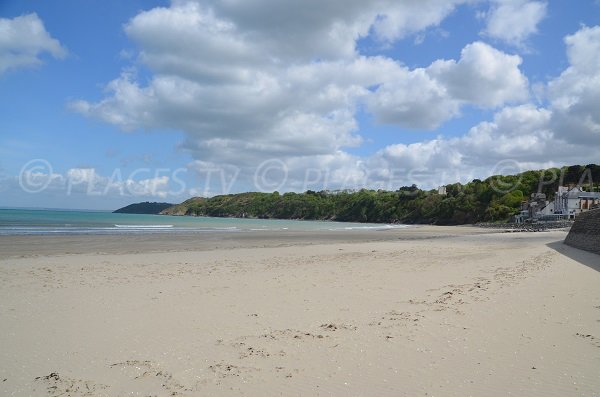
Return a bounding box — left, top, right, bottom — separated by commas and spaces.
0, 225, 489, 258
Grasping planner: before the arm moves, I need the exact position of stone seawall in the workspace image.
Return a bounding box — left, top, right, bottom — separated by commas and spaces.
564, 209, 600, 254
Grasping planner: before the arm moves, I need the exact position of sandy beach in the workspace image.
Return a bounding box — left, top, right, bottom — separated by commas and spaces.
0, 226, 599, 396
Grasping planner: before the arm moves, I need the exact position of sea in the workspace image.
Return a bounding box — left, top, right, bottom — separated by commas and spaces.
0, 208, 410, 236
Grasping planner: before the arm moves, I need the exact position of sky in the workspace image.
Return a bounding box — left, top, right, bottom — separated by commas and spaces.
0, 0, 599, 210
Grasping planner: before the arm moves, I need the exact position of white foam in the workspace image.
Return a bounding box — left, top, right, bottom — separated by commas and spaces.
114, 224, 174, 228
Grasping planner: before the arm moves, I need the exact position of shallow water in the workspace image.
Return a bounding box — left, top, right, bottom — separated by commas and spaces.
0, 208, 409, 235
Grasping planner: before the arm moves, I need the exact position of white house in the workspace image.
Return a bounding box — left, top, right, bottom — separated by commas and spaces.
515, 193, 555, 223
515, 186, 600, 223
554, 186, 600, 219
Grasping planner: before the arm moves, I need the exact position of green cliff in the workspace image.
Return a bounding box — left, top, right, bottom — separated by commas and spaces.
160, 164, 600, 225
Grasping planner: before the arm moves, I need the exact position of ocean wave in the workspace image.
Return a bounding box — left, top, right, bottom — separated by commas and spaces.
0, 225, 241, 236
333, 224, 411, 231
114, 224, 174, 228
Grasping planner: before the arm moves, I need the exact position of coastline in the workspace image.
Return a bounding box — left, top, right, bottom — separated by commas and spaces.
1, 228, 599, 395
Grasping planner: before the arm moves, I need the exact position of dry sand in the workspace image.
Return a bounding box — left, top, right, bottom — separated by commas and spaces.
0, 226, 599, 396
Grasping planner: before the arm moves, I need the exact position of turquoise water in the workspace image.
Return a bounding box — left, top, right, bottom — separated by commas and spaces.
0, 208, 409, 235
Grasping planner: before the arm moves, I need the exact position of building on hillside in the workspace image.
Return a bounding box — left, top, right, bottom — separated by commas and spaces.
514, 186, 600, 223
515, 193, 556, 223
554, 186, 600, 219
437, 186, 447, 196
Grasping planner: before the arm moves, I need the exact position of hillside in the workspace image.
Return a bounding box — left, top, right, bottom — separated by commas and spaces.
160, 197, 207, 216
160, 164, 600, 225
114, 202, 174, 215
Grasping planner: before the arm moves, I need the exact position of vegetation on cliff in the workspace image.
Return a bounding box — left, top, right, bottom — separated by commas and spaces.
161, 164, 600, 225
114, 202, 174, 214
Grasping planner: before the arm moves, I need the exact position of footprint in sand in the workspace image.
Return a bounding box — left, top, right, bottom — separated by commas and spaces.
109, 360, 191, 395
207, 361, 261, 385
33, 372, 108, 397
320, 323, 358, 331
575, 333, 600, 348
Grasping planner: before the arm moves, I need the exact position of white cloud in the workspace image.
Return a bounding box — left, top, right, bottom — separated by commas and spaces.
368, 0, 468, 43
1, 166, 182, 210
366, 68, 460, 130
75, 0, 505, 143
482, 0, 547, 47
364, 102, 585, 189
428, 41, 529, 107
0, 13, 67, 75
366, 22, 600, 188
171, 0, 471, 62
375, 139, 464, 170
74, 3, 529, 146
460, 104, 555, 162
23, 167, 175, 198
369, 22, 600, 187
548, 25, 600, 145
368, 41, 529, 129
563, 25, 600, 73
71, 2, 600, 193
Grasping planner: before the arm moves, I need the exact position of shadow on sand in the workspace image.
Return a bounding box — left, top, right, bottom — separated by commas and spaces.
546, 241, 600, 272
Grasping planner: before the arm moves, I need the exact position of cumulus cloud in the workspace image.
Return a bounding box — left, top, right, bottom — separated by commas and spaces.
363, 102, 585, 190
73, 0, 529, 164
428, 41, 528, 107
481, 0, 547, 47
369, 24, 600, 188
26, 167, 175, 198
366, 68, 460, 130
71, 1, 600, 192
376, 139, 464, 170
2, 165, 184, 209
548, 25, 600, 145
459, 104, 555, 162
177, 0, 471, 62
375, 25, 600, 186
0, 13, 67, 75
368, 41, 529, 129
467, 25, 600, 164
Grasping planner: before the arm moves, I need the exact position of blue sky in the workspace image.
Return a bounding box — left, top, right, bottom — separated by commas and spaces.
1, 0, 599, 209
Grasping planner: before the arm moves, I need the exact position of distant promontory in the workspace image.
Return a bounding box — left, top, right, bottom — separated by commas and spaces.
113, 202, 174, 215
